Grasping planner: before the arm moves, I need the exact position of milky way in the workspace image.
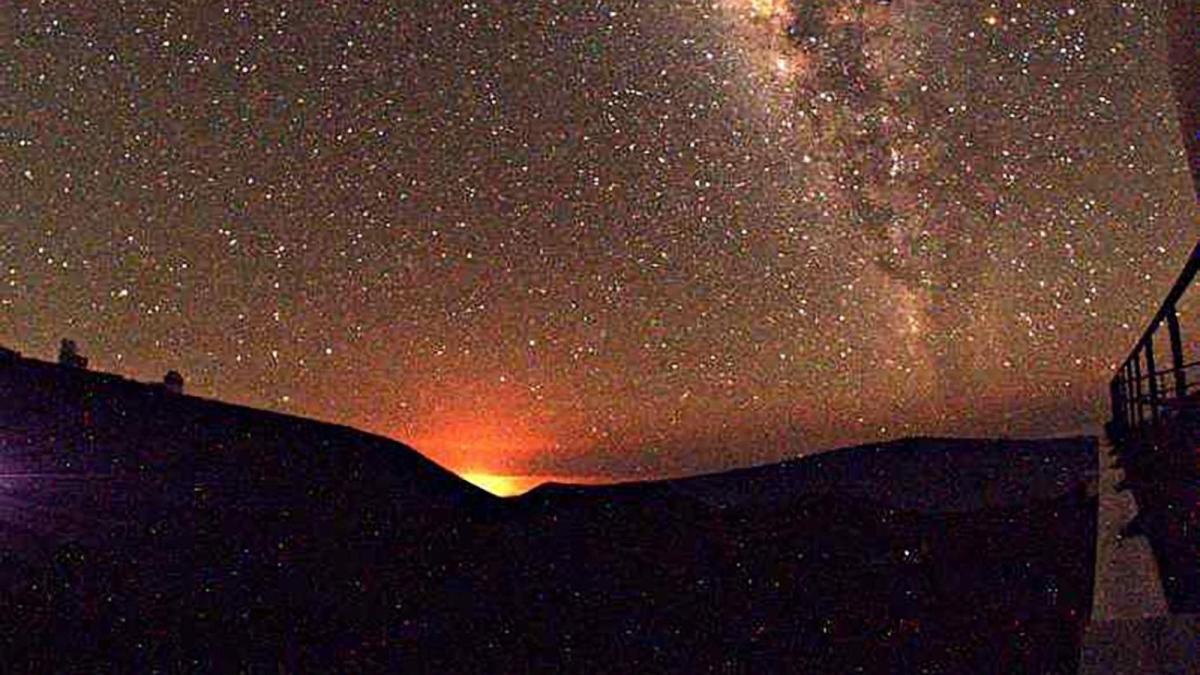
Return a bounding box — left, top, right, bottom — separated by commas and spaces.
715, 0, 948, 368
3, 1, 1198, 482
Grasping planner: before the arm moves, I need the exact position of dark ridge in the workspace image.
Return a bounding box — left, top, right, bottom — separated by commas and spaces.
524, 435, 1098, 512
0, 348, 493, 510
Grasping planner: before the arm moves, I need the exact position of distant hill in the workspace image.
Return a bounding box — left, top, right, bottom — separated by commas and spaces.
0, 347, 493, 511
527, 436, 1097, 513
505, 436, 1098, 673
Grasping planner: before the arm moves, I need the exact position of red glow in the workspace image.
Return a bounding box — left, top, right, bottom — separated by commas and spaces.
403, 414, 557, 477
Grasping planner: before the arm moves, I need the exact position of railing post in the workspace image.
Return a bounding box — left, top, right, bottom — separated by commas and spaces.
1146, 338, 1160, 423
1111, 377, 1122, 430
1167, 305, 1187, 397
1126, 362, 1137, 429
1133, 348, 1145, 426
1111, 375, 1128, 436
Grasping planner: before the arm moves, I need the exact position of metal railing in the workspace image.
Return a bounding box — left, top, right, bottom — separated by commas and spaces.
1109, 240, 1200, 439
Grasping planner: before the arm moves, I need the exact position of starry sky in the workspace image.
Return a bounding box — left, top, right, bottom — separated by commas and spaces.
4, 0, 1199, 483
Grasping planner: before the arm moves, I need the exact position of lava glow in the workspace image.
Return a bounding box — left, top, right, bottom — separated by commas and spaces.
460, 473, 530, 497
459, 473, 613, 497
402, 410, 557, 477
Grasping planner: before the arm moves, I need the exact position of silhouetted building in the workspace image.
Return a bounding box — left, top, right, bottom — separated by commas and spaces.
163, 370, 184, 395
58, 339, 88, 369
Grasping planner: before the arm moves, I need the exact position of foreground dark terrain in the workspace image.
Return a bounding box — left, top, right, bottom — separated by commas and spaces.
1111, 392, 1200, 613
0, 348, 1097, 672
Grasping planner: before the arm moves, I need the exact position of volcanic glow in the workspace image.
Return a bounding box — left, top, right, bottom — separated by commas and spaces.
459, 473, 530, 497
400, 404, 559, 478
459, 472, 612, 497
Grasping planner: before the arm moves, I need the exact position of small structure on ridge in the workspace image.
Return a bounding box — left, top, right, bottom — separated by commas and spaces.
58, 339, 89, 370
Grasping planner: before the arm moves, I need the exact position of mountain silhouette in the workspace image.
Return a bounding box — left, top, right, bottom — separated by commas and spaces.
0, 345, 1098, 672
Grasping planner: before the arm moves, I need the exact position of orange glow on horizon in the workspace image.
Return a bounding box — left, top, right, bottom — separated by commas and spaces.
458, 472, 611, 497
459, 472, 535, 497
402, 414, 557, 477
389, 387, 598, 494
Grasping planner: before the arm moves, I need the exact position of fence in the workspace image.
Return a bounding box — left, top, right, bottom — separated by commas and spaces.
1109, 240, 1200, 439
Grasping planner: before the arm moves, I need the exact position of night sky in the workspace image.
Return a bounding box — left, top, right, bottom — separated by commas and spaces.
4, 1, 1199, 485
